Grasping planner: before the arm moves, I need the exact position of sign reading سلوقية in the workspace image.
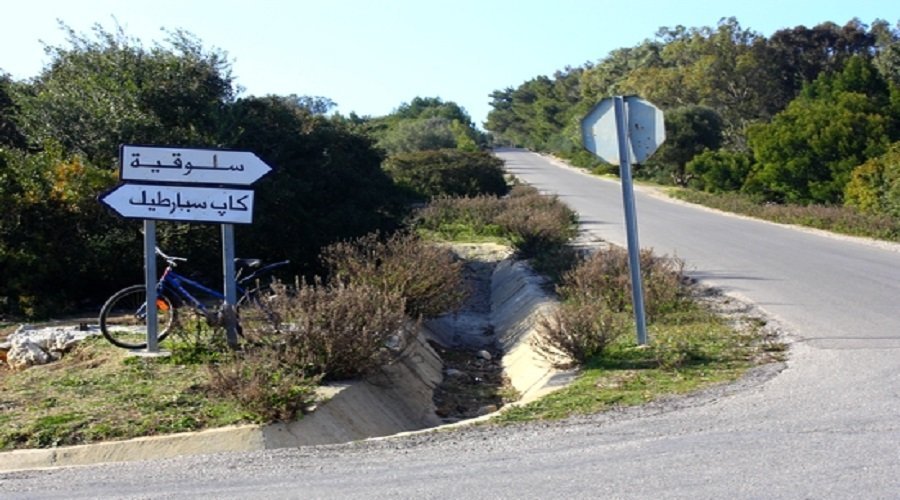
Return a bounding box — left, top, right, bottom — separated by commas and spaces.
120, 145, 272, 185
100, 184, 255, 224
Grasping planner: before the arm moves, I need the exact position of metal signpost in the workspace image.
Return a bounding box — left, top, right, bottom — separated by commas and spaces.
100, 145, 272, 351
581, 96, 665, 345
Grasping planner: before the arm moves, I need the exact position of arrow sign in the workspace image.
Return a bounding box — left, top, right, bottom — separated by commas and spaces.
100, 184, 256, 224
120, 145, 272, 185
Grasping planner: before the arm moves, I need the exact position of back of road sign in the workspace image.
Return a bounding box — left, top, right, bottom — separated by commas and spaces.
581, 96, 665, 165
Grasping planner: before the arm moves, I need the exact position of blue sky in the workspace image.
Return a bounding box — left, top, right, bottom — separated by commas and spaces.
1, 0, 894, 127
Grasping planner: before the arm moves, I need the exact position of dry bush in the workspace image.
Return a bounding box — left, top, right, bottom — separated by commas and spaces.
637, 250, 690, 319
559, 246, 689, 321
494, 185, 577, 258
415, 194, 506, 237
414, 185, 577, 261
538, 246, 690, 366
536, 302, 630, 367
239, 280, 412, 380
207, 349, 321, 422
321, 231, 466, 319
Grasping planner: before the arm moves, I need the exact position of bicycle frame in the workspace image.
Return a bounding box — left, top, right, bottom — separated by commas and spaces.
158, 267, 230, 317
156, 259, 289, 317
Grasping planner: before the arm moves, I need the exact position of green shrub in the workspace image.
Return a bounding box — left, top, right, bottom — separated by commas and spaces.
321, 231, 466, 319
686, 149, 753, 193
844, 141, 900, 217
415, 195, 507, 240
384, 149, 509, 199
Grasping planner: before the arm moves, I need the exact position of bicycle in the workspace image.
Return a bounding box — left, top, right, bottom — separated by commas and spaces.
98, 248, 289, 349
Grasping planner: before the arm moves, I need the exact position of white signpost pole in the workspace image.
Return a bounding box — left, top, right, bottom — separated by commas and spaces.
613, 96, 649, 345
143, 220, 159, 352
221, 224, 239, 347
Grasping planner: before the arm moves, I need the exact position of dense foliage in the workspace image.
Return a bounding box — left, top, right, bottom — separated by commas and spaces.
0, 23, 493, 318
486, 17, 900, 208
383, 149, 508, 199
0, 27, 372, 316
359, 96, 487, 155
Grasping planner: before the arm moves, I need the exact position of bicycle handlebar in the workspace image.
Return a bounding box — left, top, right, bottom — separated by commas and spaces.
155, 247, 188, 266
155, 247, 288, 274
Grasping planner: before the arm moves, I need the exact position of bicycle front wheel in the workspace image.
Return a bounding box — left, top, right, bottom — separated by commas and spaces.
99, 285, 177, 349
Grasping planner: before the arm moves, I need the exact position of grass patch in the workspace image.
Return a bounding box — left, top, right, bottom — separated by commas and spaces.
494, 305, 783, 423
0, 336, 254, 451
670, 189, 900, 242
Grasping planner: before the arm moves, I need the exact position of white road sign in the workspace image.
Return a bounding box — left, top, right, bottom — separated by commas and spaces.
100, 183, 256, 224
581, 96, 665, 165
120, 145, 272, 185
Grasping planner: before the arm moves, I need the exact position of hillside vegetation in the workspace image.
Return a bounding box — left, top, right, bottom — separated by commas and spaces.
486, 17, 900, 222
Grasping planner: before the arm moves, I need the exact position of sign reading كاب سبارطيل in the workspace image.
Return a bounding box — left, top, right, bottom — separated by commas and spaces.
99, 184, 256, 224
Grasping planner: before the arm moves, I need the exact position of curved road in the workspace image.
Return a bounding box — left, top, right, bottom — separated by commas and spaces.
4, 149, 900, 498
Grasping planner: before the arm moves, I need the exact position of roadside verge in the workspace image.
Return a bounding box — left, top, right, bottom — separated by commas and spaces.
0, 252, 568, 472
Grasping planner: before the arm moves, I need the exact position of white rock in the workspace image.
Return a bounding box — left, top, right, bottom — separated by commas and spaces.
8, 337, 50, 370
5, 324, 98, 370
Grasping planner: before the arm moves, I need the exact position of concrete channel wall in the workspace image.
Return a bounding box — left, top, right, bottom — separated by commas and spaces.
492, 259, 572, 404
0, 255, 568, 472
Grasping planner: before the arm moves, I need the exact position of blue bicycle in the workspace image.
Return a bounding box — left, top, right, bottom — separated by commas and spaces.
98, 248, 289, 349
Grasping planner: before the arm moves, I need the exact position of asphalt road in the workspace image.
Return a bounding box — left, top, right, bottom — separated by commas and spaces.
3, 149, 899, 499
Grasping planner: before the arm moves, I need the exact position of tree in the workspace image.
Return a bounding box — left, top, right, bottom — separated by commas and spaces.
844, 141, 900, 216
685, 149, 753, 192
745, 56, 894, 204
872, 19, 900, 86
0, 144, 127, 317
383, 149, 508, 199
377, 117, 458, 155
13, 23, 235, 168
0, 73, 25, 148
394, 96, 474, 127
641, 105, 723, 185
225, 95, 406, 277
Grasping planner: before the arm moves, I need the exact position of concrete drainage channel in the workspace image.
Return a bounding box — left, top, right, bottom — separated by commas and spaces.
0, 244, 573, 472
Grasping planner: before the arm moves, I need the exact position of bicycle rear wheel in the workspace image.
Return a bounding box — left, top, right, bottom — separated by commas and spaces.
99, 285, 177, 349
237, 285, 282, 331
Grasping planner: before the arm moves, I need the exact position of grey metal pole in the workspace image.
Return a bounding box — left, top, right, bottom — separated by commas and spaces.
613, 96, 649, 345
222, 223, 239, 348
144, 220, 158, 352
